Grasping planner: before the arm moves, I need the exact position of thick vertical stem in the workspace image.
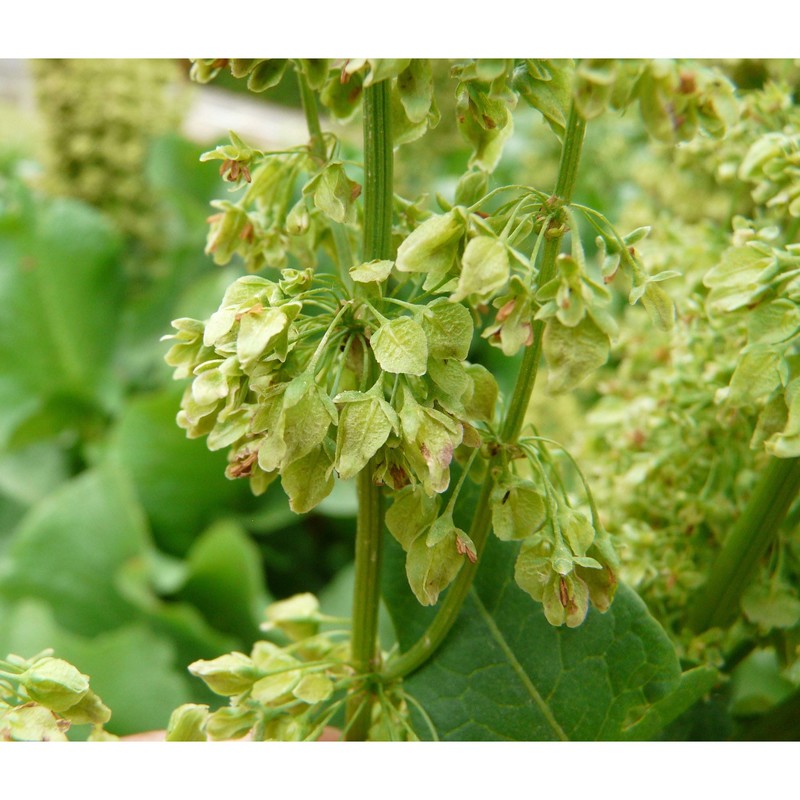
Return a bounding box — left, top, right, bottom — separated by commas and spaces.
384, 103, 586, 682
345, 79, 393, 740
689, 456, 800, 632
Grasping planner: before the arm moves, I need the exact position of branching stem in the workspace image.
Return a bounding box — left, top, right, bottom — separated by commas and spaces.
384, 103, 587, 681
296, 66, 354, 284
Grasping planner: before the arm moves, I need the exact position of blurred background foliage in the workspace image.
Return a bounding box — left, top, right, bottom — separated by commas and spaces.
1, 58, 800, 738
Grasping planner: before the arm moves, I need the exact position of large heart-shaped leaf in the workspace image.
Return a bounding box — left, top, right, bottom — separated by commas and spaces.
0, 465, 149, 635
0, 193, 124, 446
103, 387, 248, 555
383, 535, 709, 740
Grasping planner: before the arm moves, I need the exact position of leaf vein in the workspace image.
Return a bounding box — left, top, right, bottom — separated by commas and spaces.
470, 588, 569, 741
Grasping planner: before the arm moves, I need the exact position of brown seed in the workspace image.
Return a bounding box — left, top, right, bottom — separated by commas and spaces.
559, 577, 569, 608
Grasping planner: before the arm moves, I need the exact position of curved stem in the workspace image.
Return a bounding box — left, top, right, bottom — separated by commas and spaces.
384, 103, 587, 681
345, 78, 393, 741
689, 456, 800, 632
296, 66, 354, 281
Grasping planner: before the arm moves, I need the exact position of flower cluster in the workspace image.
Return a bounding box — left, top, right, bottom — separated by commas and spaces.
163, 269, 498, 513
1, 650, 113, 741
167, 594, 420, 741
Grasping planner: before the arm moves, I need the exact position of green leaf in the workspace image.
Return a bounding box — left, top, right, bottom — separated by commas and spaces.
543, 315, 609, 394
620, 667, 718, 741
104, 388, 247, 555
0, 466, 150, 636
383, 536, 700, 740
371, 317, 429, 376
0, 195, 124, 446
176, 519, 271, 644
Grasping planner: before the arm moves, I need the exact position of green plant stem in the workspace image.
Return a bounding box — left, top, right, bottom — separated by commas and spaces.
384, 103, 587, 682
689, 456, 800, 632
345, 79, 393, 741
296, 67, 353, 279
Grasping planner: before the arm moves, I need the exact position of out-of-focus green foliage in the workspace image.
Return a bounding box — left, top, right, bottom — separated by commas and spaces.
0, 63, 355, 736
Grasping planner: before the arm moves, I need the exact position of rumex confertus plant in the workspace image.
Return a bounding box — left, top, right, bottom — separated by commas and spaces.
159, 58, 741, 741
7, 58, 800, 742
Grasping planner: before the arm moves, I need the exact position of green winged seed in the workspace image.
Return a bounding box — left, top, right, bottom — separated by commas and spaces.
282, 383, 334, 466
311, 162, 360, 224
61, 690, 112, 726
640, 282, 676, 332
334, 391, 397, 480
166, 704, 209, 742
386, 486, 439, 550
421, 300, 473, 360
748, 299, 800, 345
237, 306, 290, 368
491, 481, 547, 541
263, 592, 321, 641
250, 660, 303, 705
206, 706, 258, 741
281, 444, 335, 513
395, 209, 465, 277
703, 246, 776, 314
727, 346, 783, 406
741, 582, 800, 630
350, 259, 395, 283
463, 364, 499, 423
406, 522, 465, 606
371, 317, 429, 376
543, 315, 610, 394
293, 673, 335, 704
397, 60, 435, 124
559, 507, 596, 557
188, 652, 259, 696
428, 357, 470, 402
21, 657, 90, 712
450, 235, 510, 303
191, 364, 229, 407
2, 704, 69, 742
